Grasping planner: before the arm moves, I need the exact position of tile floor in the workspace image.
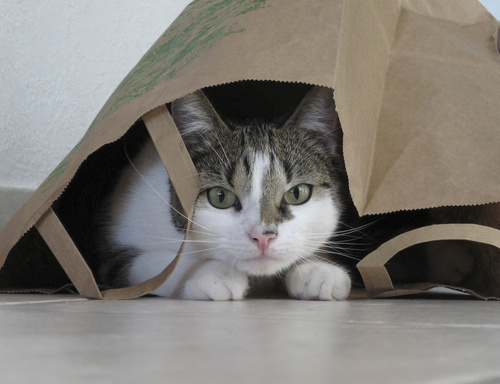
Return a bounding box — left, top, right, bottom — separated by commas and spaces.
1, 290, 500, 384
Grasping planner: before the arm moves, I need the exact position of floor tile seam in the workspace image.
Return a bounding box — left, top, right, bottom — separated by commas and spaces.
345, 320, 500, 330
0, 298, 88, 306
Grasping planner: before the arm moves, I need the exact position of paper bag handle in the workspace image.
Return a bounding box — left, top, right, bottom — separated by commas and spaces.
100, 104, 201, 298
34, 205, 192, 299
142, 104, 201, 217
33, 104, 200, 299
357, 223, 500, 297
35, 207, 103, 298
101, 104, 202, 298
100, 218, 192, 299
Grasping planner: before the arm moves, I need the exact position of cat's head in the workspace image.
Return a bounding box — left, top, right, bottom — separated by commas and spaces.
171, 85, 344, 276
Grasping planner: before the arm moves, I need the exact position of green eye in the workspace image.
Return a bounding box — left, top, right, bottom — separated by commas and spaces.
283, 184, 312, 205
207, 187, 239, 209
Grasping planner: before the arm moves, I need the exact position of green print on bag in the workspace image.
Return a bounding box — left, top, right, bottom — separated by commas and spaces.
98, 0, 269, 119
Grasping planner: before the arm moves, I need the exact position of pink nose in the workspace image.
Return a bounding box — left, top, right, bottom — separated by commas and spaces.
250, 228, 277, 253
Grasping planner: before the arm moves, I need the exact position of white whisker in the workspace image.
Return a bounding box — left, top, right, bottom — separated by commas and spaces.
139, 240, 220, 246
211, 130, 231, 167
122, 224, 215, 239
196, 131, 227, 167
123, 144, 214, 234
298, 244, 363, 262
173, 246, 222, 256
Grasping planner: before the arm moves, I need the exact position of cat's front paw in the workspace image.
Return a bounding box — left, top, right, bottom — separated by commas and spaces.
286, 262, 351, 301
181, 260, 249, 301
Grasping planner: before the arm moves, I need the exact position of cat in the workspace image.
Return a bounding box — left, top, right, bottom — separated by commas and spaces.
99, 86, 352, 301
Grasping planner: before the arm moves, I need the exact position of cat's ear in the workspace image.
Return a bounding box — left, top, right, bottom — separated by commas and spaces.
171, 90, 227, 152
285, 86, 341, 157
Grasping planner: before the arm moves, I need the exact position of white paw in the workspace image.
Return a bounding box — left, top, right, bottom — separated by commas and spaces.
181, 261, 249, 301
286, 262, 351, 301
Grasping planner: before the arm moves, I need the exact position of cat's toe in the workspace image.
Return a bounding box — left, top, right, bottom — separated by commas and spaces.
182, 261, 249, 301
286, 262, 351, 301
317, 272, 351, 301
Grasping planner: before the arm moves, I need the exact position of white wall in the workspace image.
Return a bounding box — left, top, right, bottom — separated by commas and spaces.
0, 0, 499, 193
0, 0, 191, 192
481, 0, 500, 19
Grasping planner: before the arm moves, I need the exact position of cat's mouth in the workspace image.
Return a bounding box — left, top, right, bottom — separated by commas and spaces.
236, 252, 291, 276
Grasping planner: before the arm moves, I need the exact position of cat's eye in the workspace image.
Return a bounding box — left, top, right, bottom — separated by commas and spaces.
283, 184, 312, 205
207, 187, 239, 209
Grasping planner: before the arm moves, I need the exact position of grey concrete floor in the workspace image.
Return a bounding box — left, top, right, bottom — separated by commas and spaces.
1, 290, 500, 384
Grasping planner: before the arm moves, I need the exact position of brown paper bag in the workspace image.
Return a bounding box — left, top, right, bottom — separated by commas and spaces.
0, 0, 499, 299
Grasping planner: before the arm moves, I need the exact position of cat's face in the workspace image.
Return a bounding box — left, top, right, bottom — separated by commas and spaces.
172, 86, 343, 276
